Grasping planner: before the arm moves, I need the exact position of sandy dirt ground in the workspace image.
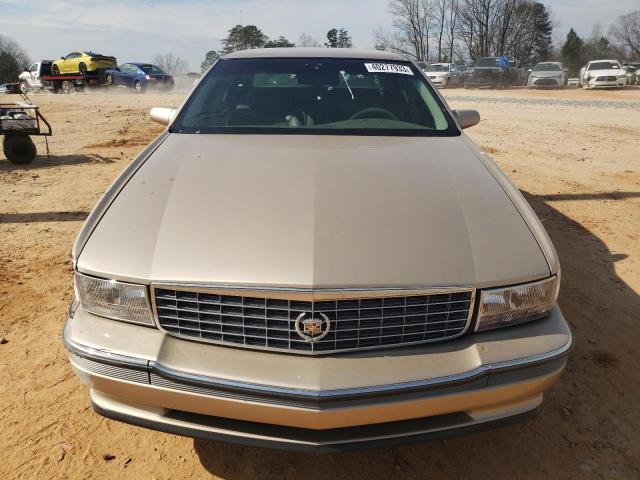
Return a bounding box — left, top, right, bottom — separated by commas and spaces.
1, 87, 639, 479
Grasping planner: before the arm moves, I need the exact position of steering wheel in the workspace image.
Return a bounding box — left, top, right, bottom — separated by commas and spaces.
349, 107, 398, 121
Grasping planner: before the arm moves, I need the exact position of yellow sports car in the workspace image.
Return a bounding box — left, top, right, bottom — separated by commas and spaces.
51, 51, 117, 76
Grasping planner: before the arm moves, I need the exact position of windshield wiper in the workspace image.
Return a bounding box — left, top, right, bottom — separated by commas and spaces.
339, 70, 355, 101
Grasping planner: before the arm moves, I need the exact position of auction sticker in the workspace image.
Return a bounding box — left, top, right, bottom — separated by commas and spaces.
364, 63, 414, 75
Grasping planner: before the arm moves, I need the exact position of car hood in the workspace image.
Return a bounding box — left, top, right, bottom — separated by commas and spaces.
589, 69, 622, 76
531, 71, 563, 78
78, 134, 550, 288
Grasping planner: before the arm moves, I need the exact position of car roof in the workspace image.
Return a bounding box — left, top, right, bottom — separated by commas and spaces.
223, 48, 407, 61
588, 59, 618, 63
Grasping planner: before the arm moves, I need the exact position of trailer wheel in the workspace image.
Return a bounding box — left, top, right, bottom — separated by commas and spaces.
3, 134, 37, 165
62, 81, 74, 94
105, 73, 114, 86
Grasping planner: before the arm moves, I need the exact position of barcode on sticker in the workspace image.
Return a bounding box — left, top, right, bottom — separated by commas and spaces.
364, 63, 414, 75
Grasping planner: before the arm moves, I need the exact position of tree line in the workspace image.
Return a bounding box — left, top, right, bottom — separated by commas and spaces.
200, 26, 353, 72
561, 11, 640, 74
1, 7, 638, 82
374, 0, 553, 66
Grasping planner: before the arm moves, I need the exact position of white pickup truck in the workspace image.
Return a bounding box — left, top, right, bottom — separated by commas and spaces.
18, 61, 54, 93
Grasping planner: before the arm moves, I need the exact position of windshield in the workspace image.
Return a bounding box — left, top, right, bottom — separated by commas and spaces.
471, 58, 500, 68
534, 63, 561, 71
172, 58, 457, 136
140, 64, 166, 74
588, 61, 620, 71
426, 64, 449, 72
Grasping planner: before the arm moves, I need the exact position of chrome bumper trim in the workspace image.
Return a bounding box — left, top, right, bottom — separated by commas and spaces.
62, 318, 572, 401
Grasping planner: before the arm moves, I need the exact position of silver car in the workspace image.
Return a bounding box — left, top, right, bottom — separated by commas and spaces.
425, 62, 464, 87
63, 48, 571, 452
528, 62, 568, 88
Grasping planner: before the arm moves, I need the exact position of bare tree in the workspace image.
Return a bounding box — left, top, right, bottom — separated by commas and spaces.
374, 27, 416, 56
298, 33, 320, 47
444, 0, 460, 61
433, 0, 448, 61
381, 0, 436, 61
609, 11, 640, 57
153, 53, 188, 75
0, 34, 31, 70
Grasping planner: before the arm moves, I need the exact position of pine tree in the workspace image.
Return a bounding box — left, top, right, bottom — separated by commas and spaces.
561, 29, 584, 75
264, 36, 295, 48
221, 25, 268, 55
200, 51, 220, 73
531, 3, 552, 63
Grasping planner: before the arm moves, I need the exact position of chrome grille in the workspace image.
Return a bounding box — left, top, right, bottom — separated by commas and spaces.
596, 76, 617, 81
153, 287, 474, 355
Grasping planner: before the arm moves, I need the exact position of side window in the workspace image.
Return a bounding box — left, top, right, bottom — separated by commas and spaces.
29, 64, 38, 72
120, 64, 130, 72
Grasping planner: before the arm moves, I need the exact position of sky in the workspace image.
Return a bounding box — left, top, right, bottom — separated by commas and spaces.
1, 0, 638, 72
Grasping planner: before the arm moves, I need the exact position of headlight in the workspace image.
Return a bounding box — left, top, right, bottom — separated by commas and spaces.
74, 273, 154, 326
475, 276, 559, 332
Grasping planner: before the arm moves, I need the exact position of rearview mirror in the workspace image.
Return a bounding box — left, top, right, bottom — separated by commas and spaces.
150, 107, 178, 126
453, 109, 480, 129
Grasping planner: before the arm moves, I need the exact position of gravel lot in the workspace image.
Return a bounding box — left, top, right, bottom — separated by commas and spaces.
1, 87, 639, 479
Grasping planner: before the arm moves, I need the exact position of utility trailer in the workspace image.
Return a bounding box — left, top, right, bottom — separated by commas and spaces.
19, 60, 111, 94
0, 98, 52, 164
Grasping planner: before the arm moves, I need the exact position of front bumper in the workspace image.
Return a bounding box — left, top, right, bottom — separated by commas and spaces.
464, 79, 502, 87
63, 306, 571, 451
585, 78, 626, 88
427, 76, 448, 86
528, 77, 563, 87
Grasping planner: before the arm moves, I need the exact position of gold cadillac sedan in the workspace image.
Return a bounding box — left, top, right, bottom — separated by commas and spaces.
63, 48, 571, 452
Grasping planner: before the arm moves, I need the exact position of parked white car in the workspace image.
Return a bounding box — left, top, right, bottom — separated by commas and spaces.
424, 63, 464, 87
579, 60, 627, 89
527, 62, 568, 88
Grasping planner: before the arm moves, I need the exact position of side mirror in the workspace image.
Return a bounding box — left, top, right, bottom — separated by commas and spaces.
453, 109, 480, 129
150, 107, 178, 126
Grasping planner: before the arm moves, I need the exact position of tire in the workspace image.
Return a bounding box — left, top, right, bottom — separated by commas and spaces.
445, 78, 451, 88
52, 64, 60, 76
134, 80, 144, 94
62, 81, 74, 94
78, 63, 87, 75
3, 134, 36, 165
19, 81, 29, 94
105, 73, 114, 86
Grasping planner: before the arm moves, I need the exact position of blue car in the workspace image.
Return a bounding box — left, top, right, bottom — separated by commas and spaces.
105, 63, 174, 93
